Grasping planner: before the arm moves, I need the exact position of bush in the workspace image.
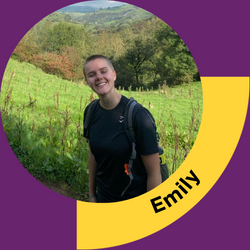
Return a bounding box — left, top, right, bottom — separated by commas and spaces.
31, 53, 74, 80
60, 47, 83, 80
12, 40, 40, 63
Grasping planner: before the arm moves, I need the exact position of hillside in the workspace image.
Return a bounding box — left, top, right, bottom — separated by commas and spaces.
67, 4, 153, 28
58, 1, 126, 13
58, 5, 98, 14
1, 58, 202, 201
40, 4, 154, 32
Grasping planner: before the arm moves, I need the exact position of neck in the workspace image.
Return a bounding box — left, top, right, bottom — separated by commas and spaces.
99, 91, 121, 110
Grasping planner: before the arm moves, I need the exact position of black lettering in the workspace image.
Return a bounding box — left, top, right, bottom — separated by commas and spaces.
150, 196, 166, 213
179, 178, 193, 189
175, 182, 188, 194
163, 190, 183, 207
150, 170, 200, 213
185, 170, 200, 186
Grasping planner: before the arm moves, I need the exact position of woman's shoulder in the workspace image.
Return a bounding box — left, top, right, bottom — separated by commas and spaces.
133, 105, 155, 129
121, 95, 130, 105
135, 106, 153, 120
121, 96, 154, 123
84, 99, 100, 116
87, 99, 99, 108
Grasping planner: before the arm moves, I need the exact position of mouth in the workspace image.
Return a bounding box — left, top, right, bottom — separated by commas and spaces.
96, 82, 107, 87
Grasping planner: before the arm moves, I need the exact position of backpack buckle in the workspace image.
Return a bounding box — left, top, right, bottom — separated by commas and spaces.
124, 163, 131, 175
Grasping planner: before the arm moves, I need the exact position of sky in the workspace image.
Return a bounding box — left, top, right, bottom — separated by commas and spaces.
73, 1, 126, 8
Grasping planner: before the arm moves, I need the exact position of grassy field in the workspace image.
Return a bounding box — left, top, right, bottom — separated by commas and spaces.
0, 58, 203, 201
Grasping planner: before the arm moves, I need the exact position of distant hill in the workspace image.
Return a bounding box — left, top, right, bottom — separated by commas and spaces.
44, 4, 154, 32
58, 5, 98, 14
58, 1, 126, 14
73, 1, 126, 10
71, 4, 154, 28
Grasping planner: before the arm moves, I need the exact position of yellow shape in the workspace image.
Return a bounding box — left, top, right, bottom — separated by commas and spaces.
77, 77, 249, 249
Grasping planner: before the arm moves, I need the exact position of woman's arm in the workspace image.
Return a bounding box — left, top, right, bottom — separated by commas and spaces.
141, 153, 162, 191
88, 147, 98, 202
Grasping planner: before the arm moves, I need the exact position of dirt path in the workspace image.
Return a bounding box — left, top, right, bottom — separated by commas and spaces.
37, 179, 88, 201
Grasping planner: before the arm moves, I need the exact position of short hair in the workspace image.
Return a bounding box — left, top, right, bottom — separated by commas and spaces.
83, 55, 115, 78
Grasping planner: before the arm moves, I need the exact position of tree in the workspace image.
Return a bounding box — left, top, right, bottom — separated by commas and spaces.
125, 38, 155, 85
60, 46, 83, 80
12, 27, 40, 62
152, 20, 198, 86
43, 21, 85, 53
64, 14, 72, 23
114, 21, 158, 88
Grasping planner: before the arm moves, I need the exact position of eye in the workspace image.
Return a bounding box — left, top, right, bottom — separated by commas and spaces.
101, 69, 107, 74
88, 73, 95, 78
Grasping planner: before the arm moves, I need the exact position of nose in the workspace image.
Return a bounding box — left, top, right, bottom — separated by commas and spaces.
96, 71, 103, 80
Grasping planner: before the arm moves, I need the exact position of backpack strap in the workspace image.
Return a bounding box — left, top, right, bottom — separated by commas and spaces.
142, 107, 160, 143
83, 99, 99, 141
121, 97, 162, 196
121, 97, 142, 196
124, 98, 141, 142
124, 97, 159, 143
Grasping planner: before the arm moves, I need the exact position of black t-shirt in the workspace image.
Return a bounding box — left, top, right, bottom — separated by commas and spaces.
84, 95, 158, 202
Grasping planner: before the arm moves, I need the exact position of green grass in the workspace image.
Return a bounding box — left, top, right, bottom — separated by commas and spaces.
0, 58, 203, 200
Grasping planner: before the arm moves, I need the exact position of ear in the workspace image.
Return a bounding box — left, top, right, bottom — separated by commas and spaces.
113, 70, 117, 81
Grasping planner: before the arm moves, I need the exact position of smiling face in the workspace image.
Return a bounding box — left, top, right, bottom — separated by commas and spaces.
84, 58, 117, 97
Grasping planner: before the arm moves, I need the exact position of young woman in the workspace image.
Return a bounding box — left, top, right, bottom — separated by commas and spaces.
83, 55, 161, 203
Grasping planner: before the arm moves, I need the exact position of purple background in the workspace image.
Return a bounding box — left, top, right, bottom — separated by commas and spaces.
0, 0, 249, 249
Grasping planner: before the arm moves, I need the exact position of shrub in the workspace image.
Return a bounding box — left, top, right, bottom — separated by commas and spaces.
60, 46, 83, 80
12, 40, 40, 63
31, 53, 74, 80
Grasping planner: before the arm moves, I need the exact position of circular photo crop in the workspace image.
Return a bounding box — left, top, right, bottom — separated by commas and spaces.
0, 1, 202, 202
